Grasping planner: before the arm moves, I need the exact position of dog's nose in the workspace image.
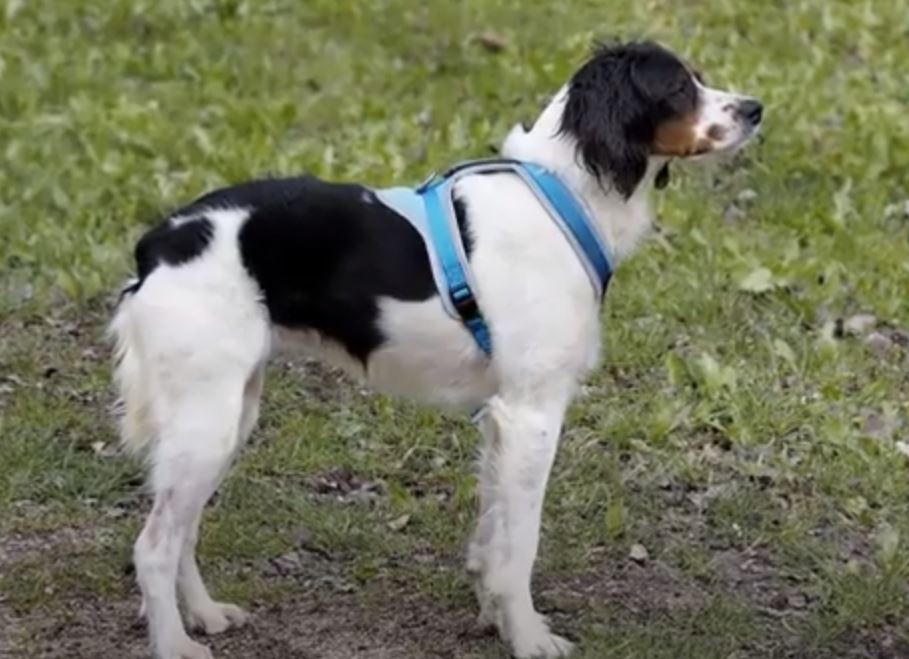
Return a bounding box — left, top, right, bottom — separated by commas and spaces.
738, 99, 763, 125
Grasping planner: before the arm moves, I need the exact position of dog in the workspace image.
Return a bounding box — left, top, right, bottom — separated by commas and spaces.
110, 40, 762, 659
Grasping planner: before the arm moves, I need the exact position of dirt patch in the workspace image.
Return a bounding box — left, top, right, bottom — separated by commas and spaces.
548, 558, 704, 620
822, 629, 909, 659
11, 589, 488, 659
0, 601, 21, 658
707, 548, 814, 616
303, 468, 387, 505
0, 523, 116, 571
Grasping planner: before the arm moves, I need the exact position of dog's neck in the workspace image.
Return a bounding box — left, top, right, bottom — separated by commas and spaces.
501, 86, 662, 266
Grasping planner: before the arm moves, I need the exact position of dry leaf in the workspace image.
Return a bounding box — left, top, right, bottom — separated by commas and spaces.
476, 31, 509, 53
629, 543, 649, 563
843, 314, 876, 336
388, 514, 411, 532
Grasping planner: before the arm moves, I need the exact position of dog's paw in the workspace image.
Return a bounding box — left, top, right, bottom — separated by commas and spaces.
167, 637, 215, 659
186, 601, 248, 636
511, 630, 575, 659
508, 613, 575, 659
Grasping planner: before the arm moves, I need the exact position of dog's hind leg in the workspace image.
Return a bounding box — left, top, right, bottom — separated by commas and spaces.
117, 296, 270, 656
134, 361, 262, 659
178, 366, 265, 635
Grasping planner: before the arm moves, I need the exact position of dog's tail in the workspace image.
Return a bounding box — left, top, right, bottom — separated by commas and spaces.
109, 280, 157, 455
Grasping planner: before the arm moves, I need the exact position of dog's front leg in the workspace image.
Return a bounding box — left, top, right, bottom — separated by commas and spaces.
467, 393, 574, 659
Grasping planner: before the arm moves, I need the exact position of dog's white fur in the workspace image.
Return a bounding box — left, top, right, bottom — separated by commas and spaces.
111, 79, 755, 659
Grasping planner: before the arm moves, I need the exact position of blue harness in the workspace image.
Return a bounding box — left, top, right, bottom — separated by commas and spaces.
374, 159, 613, 356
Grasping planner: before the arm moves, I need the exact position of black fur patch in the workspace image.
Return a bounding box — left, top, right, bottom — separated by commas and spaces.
128, 179, 301, 293
453, 195, 474, 256
133, 216, 215, 283
560, 41, 698, 198
234, 176, 439, 363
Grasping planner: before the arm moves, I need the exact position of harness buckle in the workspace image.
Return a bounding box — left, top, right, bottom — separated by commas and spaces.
450, 284, 479, 319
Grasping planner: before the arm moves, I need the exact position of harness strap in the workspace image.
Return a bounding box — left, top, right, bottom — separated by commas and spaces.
415, 159, 613, 357
515, 162, 612, 299
421, 175, 493, 354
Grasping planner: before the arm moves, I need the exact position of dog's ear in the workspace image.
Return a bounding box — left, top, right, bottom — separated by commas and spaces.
560, 48, 649, 198
629, 50, 665, 102
655, 162, 671, 189
629, 42, 694, 106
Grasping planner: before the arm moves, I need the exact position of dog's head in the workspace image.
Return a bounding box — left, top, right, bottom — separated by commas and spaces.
560, 41, 763, 197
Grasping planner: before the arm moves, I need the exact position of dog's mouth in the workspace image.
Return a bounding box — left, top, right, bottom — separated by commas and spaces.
693, 116, 762, 160
726, 121, 763, 152
680, 93, 763, 159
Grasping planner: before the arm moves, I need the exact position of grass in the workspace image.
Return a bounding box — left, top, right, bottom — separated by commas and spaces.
2, 0, 909, 657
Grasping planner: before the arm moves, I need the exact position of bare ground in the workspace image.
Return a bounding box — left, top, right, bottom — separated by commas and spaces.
2, 491, 907, 659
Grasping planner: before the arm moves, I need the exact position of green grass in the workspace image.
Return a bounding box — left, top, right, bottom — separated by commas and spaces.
2, 0, 909, 657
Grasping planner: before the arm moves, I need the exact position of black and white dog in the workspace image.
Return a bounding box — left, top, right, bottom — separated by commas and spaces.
111, 41, 762, 659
